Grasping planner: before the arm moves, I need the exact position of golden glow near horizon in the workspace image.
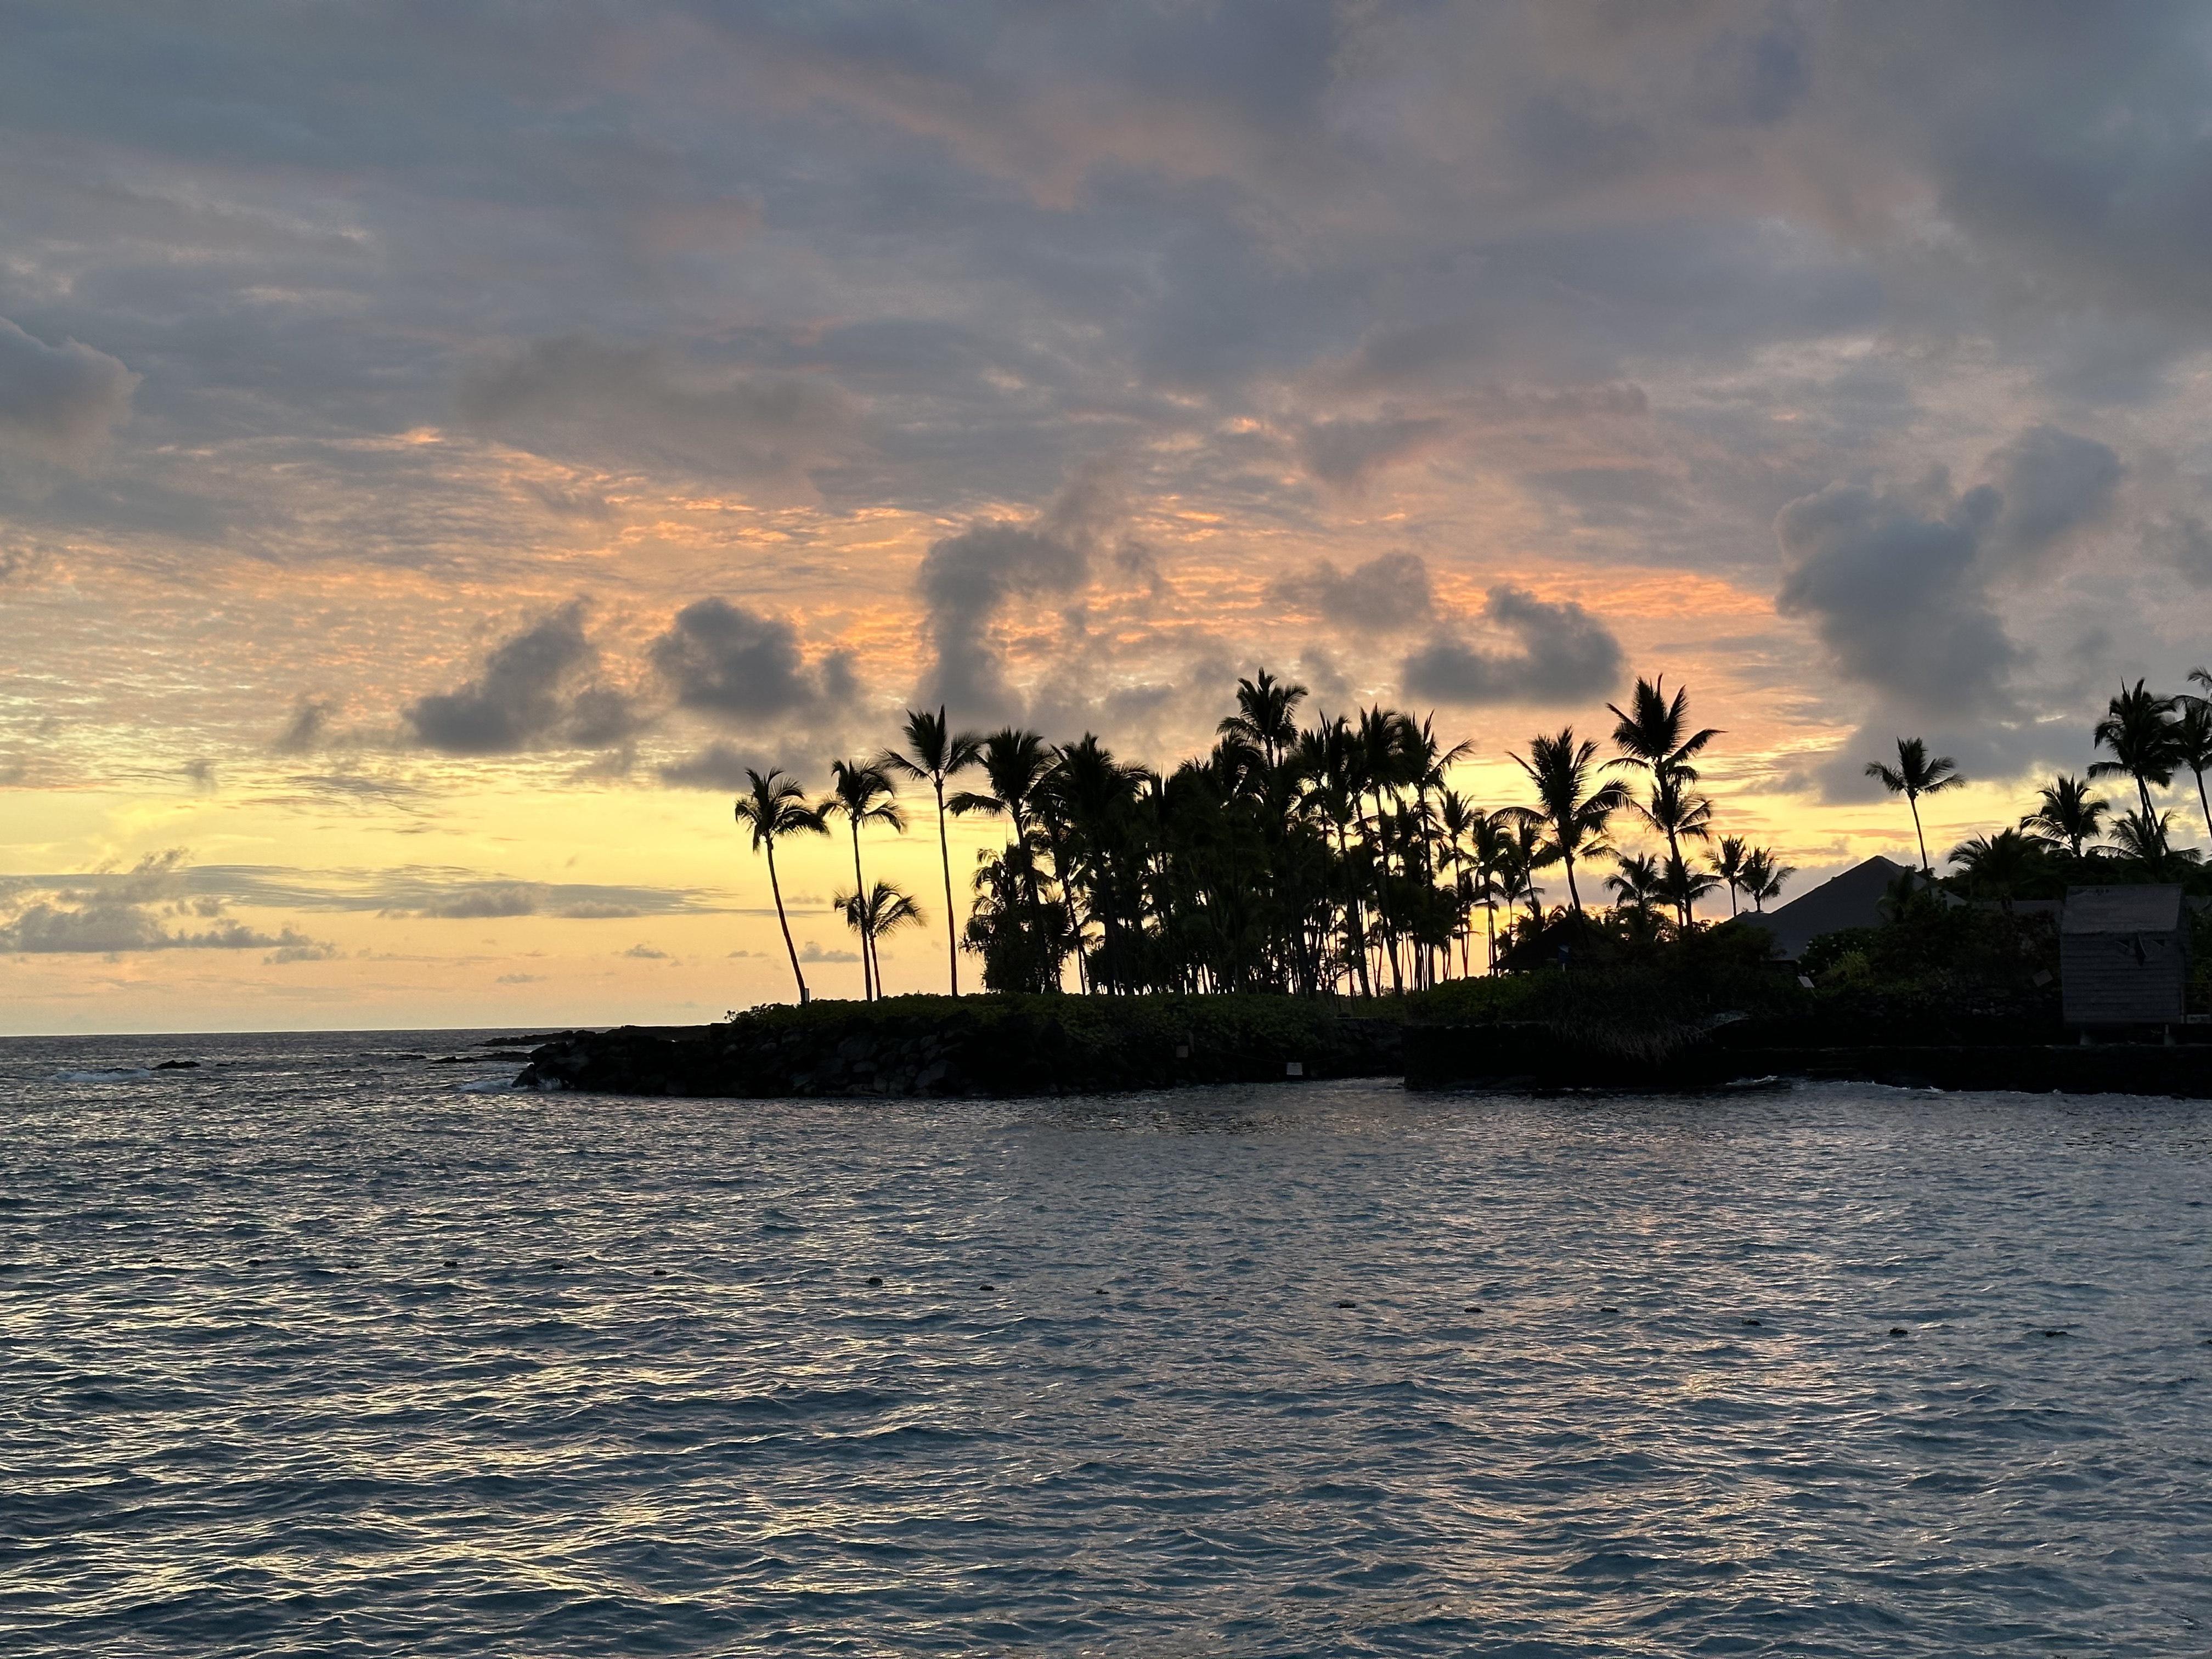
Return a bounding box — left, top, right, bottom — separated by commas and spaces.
4, 7, 2209, 1032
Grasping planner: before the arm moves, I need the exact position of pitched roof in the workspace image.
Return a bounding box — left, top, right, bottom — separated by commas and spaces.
2062, 885, 2185, 934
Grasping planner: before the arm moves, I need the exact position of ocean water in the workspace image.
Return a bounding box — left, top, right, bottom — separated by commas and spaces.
3, 1030, 2210, 1657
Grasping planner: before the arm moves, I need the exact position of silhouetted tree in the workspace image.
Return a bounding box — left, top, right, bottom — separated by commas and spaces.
1865, 737, 1965, 873
733, 768, 829, 1003
878, 707, 984, 997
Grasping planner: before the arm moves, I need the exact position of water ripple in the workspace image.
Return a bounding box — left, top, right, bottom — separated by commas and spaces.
3, 1030, 2210, 1655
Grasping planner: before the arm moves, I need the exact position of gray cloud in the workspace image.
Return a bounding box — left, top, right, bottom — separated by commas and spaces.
456, 336, 863, 495
2148, 514, 2212, 586
656, 740, 765, 793
915, 471, 1110, 720
649, 598, 854, 721
1294, 413, 1451, 493
1400, 585, 1624, 706
1774, 424, 2124, 731
1271, 551, 1434, 632
1775, 479, 2017, 722
1979, 425, 2123, 574
0, 317, 136, 464
0, 851, 331, 957
405, 601, 647, 755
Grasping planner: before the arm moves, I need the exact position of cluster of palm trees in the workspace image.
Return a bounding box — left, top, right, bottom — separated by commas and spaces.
732, 671, 1794, 1002
1915, 669, 2212, 906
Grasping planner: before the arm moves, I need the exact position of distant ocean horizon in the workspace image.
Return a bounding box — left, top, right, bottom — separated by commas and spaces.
6, 1029, 2210, 1656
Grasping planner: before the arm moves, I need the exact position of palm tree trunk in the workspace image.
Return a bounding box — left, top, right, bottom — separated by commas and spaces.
1563, 847, 1583, 917
848, 822, 872, 1001
2194, 767, 2211, 842
767, 842, 808, 1005
935, 779, 959, 997
1908, 793, 1929, 874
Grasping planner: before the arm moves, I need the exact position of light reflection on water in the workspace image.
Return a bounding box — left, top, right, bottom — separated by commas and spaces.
3, 1029, 2210, 1656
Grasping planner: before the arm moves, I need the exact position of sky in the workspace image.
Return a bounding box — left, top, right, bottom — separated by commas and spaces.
4, 1, 2211, 1033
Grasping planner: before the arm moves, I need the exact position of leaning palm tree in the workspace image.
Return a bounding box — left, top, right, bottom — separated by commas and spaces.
1510, 729, 1627, 917
733, 768, 829, 1003
1865, 737, 1965, 873
2019, 774, 2109, 860
825, 759, 905, 1001
878, 707, 984, 997
2089, 680, 2180, 851
2169, 695, 2212, 843
1709, 834, 1749, 916
2109, 807, 2196, 872
833, 880, 926, 1001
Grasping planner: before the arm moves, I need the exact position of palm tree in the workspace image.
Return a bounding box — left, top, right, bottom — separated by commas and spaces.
1945, 828, 2046, 915
1510, 729, 1627, 917
2089, 680, 2180, 853
2169, 695, 2212, 844
1659, 852, 1720, 926
833, 881, 926, 1000
1218, 669, 1306, 769
878, 707, 984, 997
1606, 851, 1667, 920
1607, 678, 1721, 929
1709, 835, 1748, 916
732, 768, 829, 1003
1864, 737, 1965, 873
1739, 846, 1794, 912
2019, 774, 2109, 860
825, 759, 905, 1001
2110, 806, 2198, 871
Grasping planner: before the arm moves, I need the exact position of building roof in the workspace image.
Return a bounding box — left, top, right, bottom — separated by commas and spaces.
2062, 885, 2186, 934
1743, 855, 1912, 959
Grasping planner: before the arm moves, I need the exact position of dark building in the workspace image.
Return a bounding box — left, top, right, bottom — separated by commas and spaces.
2061, 886, 2191, 1027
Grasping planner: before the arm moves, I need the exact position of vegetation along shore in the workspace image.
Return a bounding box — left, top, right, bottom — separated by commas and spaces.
531, 663, 2212, 1098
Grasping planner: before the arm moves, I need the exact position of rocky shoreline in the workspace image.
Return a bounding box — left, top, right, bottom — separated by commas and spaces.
516, 995, 1403, 1098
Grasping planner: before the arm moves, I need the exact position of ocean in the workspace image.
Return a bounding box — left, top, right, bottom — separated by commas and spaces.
4, 1028, 2209, 1656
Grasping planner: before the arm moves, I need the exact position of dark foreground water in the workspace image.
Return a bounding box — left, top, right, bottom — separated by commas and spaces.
3, 1031, 2210, 1657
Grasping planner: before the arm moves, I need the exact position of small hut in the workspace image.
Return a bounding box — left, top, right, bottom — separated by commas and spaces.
2061, 885, 2190, 1027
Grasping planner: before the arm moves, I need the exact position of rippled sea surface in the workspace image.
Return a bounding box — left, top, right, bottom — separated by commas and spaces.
4, 1029, 2211, 1656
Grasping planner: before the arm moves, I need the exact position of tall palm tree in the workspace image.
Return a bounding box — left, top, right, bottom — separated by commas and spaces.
1864, 737, 1965, 873
878, 707, 984, 997
2089, 680, 2180, 853
1468, 809, 1511, 971
1218, 669, 1306, 769
1709, 834, 1748, 916
2169, 695, 2212, 844
732, 768, 828, 1003
1510, 729, 1627, 918
833, 881, 926, 1000
825, 759, 905, 1001
1437, 789, 1481, 977
1607, 677, 1720, 928
2019, 774, 2109, 860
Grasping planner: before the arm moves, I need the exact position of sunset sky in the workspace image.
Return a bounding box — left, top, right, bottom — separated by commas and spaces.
5, 2, 2211, 1033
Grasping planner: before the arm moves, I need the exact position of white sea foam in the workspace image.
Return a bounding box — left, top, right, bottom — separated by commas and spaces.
456, 1076, 518, 1093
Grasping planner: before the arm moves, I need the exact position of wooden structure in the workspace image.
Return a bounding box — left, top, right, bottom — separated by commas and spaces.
2061, 885, 2190, 1026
